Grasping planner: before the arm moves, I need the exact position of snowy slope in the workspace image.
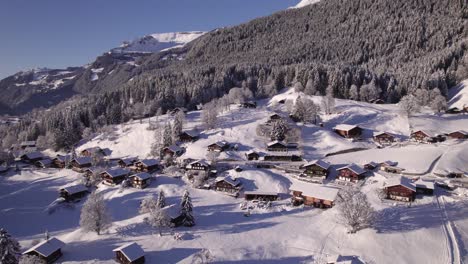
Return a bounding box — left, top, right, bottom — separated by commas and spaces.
111, 31, 205, 54
292, 0, 322, 8
448, 79, 468, 110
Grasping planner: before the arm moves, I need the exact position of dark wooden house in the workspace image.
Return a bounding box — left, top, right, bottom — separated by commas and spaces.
448, 130, 468, 140
337, 164, 366, 183
290, 182, 339, 208
70, 157, 93, 172
129, 172, 151, 189
80, 147, 106, 157
214, 176, 242, 195
52, 155, 71, 169
83, 167, 102, 179
414, 179, 435, 195
384, 177, 416, 202
410, 130, 432, 142
301, 160, 331, 179
207, 141, 229, 152
113, 242, 145, 264
20, 151, 44, 163
101, 168, 131, 185
244, 191, 278, 201
364, 161, 379, 170
135, 159, 159, 172
163, 145, 183, 157
186, 159, 211, 171
179, 131, 198, 142
59, 184, 88, 201
245, 150, 260, 160
373, 131, 395, 144
266, 141, 288, 152
35, 158, 53, 169
23, 238, 65, 264
118, 157, 138, 168
264, 152, 302, 162
333, 124, 362, 139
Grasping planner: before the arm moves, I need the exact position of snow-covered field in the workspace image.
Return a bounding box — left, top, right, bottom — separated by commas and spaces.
1, 88, 468, 263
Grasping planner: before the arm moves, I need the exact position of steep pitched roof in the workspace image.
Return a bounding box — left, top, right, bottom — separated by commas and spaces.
131, 172, 151, 180
337, 163, 366, 175
215, 176, 241, 187
113, 242, 145, 262
103, 168, 131, 178
54, 154, 71, 163
290, 182, 340, 202
267, 140, 287, 147
165, 145, 183, 153
119, 157, 138, 166
138, 159, 159, 167
373, 131, 394, 137
61, 184, 88, 195
72, 157, 93, 165
414, 179, 435, 190
23, 238, 65, 257
333, 124, 359, 132
189, 159, 210, 167
385, 176, 416, 192
21, 151, 43, 160
303, 159, 331, 170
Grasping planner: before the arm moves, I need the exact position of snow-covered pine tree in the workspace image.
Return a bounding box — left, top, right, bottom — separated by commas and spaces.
180, 190, 195, 227
399, 94, 421, 116
139, 195, 158, 214
172, 111, 185, 143
0, 228, 21, 264
157, 190, 166, 209
79, 192, 112, 235
269, 119, 288, 141
162, 122, 173, 148
148, 207, 172, 236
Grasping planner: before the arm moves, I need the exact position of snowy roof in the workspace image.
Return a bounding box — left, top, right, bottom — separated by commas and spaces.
54, 154, 71, 162
303, 159, 331, 170
165, 145, 182, 153
181, 131, 198, 137
290, 182, 340, 202
381, 160, 398, 167
373, 131, 394, 137
113, 242, 145, 262
385, 176, 416, 192
337, 163, 366, 175
138, 159, 159, 167
37, 158, 52, 166
365, 161, 379, 167
216, 176, 241, 187
119, 157, 137, 165
83, 146, 102, 153
189, 159, 210, 167
414, 179, 435, 190
21, 151, 43, 160
61, 184, 88, 195
246, 150, 259, 155
23, 238, 65, 257
412, 130, 434, 137
267, 140, 287, 147
244, 191, 278, 196
131, 172, 151, 180
209, 141, 228, 148
73, 157, 92, 165
333, 124, 359, 131
450, 130, 468, 135
103, 168, 130, 178
20, 141, 36, 146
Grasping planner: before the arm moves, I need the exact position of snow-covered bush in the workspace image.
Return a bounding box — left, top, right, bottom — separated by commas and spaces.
399, 95, 421, 116
79, 192, 112, 235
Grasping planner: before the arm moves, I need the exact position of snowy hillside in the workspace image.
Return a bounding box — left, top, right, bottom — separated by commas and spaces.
111, 31, 205, 54
292, 0, 322, 8
448, 79, 468, 110
2, 87, 468, 263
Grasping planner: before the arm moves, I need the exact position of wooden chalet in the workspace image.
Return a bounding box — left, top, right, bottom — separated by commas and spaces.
113, 242, 145, 264
20, 141, 36, 150
70, 157, 93, 172
333, 125, 362, 139
290, 182, 339, 208
83, 167, 102, 178
266, 141, 288, 152
414, 179, 435, 195
337, 164, 366, 182
163, 145, 183, 157
186, 159, 211, 171
129, 172, 152, 189
135, 159, 159, 172
384, 177, 416, 202
179, 131, 198, 142
264, 151, 302, 162
35, 158, 53, 168
214, 176, 242, 195
245, 150, 260, 160
80, 147, 106, 157
20, 151, 44, 163
118, 157, 138, 168
373, 131, 395, 144
364, 161, 379, 170
59, 184, 88, 201
23, 237, 65, 264
244, 191, 278, 201
447, 130, 468, 140
379, 160, 405, 173
52, 155, 71, 169
410, 130, 432, 142
301, 160, 331, 179
268, 113, 283, 122
207, 141, 229, 152
101, 168, 131, 185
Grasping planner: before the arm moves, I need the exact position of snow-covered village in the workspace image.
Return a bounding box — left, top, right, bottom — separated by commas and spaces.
1, 0, 468, 264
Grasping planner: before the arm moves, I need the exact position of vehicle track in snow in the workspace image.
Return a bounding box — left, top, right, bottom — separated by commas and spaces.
435, 194, 462, 264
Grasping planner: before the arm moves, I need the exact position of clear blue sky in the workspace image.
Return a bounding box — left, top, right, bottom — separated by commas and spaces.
0, 0, 299, 79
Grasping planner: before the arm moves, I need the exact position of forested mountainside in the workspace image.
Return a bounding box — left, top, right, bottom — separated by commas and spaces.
1, 0, 467, 150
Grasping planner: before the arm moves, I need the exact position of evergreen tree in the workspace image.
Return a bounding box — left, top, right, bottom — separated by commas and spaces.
157, 190, 166, 209
180, 190, 195, 227
0, 228, 21, 264
162, 122, 173, 148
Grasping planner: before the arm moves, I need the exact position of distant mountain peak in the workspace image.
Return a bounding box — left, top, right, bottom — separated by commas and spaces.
291, 0, 322, 8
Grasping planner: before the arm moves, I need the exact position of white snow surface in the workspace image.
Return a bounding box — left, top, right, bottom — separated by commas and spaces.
2, 87, 468, 263
448, 79, 468, 110
292, 0, 322, 8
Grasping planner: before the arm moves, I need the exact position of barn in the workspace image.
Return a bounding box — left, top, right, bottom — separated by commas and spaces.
101, 168, 131, 185
129, 172, 152, 189
214, 176, 242, 195
207, 141, 229, 152
23, 238, 65, 264
163, 145, 183, 157
179, 131, 198, 142
384, 177, 416, 202
52, 155, 71, 169
301, 160, 331, 179
70, 157, 93, 172
410, 130, 432, 142
414, 179, 435, 195
113, 242, 145, 264
290, 182, 339, 208
245, 150, 260, 160
118, 157, 138, 168
333, 124, 362, 139
337, 164, 366, 182
135, 159, 159, 172
447, 130, 468, 140
59, 184, 89, 201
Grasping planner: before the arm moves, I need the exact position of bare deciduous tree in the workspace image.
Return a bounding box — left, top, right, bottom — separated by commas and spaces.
399, 94, 421, 116
337, 187, 375, 233
79, 192, 112, 235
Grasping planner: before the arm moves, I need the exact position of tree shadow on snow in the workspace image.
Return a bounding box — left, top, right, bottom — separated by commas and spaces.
214, 256, 313, 263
